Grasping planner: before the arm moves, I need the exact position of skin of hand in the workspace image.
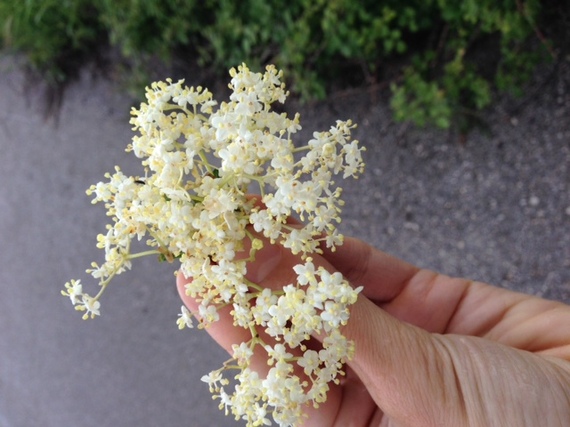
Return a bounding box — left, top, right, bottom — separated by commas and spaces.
177, 236, 570, 427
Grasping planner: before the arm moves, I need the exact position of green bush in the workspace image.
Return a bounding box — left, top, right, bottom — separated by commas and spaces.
97, 0, 201, 58
389, 0, 550, 130
0, 0, 102, 83
0, 0, 561, 129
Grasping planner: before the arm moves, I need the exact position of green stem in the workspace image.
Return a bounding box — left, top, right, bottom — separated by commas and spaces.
244, 278, 265, 292
292, 145, 311, 153
146, 228, 168, 249
198, 149, 214, 175
127, 250, 161, 259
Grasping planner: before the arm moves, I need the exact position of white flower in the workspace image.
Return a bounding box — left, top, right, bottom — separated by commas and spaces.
298, 349, 320, 376
270, 147, 294, 171
325, 228, 344, 248
202, 187, 239, 219
264, 343, 293, 365
342, 139, 366, 178
251, 288, 278, 325
201, 370, 224, 392
232, 342, 254, 365
231, 302, 253, 328
62, 279, 83, 304
250, 209, 281, 240
176, 305, 194, 329
282, 227, 317, 255
217, 388, 233, 415
320, 300, 349, 329
198, 303, 220, 324
78, 295, 101, 320
293, 261, 317, 287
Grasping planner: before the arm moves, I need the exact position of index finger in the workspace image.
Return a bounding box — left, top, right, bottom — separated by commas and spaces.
320, 236, 420, 302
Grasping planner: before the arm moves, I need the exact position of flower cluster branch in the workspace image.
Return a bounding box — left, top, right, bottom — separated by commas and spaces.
63, 64, 365, 426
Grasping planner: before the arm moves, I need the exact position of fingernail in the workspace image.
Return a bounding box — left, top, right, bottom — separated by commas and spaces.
246, 241, 282, 283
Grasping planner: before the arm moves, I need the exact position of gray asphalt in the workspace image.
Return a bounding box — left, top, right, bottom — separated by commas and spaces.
0, 56, 568, 427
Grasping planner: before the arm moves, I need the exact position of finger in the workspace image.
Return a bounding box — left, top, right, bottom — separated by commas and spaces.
320, 236, 420, 302
322, 237, 570, 353
321, 237, 476, 333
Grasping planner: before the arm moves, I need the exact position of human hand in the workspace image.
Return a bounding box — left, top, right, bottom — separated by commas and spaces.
177, 236, 570, 426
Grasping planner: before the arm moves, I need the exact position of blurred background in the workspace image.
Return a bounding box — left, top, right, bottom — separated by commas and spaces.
0, 1, 569, 426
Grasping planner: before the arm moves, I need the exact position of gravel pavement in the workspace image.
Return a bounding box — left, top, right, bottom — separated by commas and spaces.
0, 57, 568, 427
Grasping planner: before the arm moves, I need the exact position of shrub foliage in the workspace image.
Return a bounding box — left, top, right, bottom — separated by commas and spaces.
0, 0, 563, 128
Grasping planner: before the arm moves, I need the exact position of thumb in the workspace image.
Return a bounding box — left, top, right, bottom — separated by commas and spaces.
340, 295, 458, 425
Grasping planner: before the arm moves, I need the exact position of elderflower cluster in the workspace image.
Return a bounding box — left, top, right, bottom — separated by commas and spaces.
63, 64, 365, 426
